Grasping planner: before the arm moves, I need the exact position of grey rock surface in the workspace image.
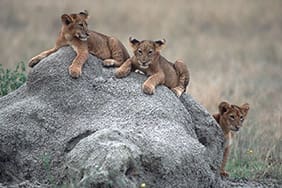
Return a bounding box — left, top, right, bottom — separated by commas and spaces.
0, 47, 224, 188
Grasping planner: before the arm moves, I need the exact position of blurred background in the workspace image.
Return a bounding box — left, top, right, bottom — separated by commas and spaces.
0, 0, 281, 180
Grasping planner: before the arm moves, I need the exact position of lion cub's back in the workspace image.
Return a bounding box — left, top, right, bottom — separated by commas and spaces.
87, 31, 111, 59
159, 56, 178, 88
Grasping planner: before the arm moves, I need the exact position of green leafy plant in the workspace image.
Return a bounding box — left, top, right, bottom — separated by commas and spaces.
0, 62, 27, 96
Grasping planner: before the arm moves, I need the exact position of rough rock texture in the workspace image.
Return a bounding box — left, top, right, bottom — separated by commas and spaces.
0, 47, 224, 188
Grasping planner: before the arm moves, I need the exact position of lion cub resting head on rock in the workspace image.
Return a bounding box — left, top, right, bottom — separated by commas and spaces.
115, 37, 190, 97
213, 101, 250, 177
28, 10, 129, 78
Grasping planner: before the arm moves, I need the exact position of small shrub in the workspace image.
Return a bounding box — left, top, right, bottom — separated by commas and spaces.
0, 62, 27, 96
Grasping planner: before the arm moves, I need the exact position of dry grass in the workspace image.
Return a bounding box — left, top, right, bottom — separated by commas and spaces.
0, 0, 281, 180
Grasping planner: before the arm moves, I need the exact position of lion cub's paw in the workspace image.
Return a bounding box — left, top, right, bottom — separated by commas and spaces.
28, 56, 41, 67
69, 64, 82, 78
142, 83, 155, 95
115, 68, 126, 78
171, 86, 184, 97
115, 66, 131, 78
220, 170, 229, 177
135, 69, 145, 75
103, 59, 116, 67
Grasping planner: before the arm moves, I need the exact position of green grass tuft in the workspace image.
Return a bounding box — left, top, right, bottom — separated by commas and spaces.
227, 147, 282, 180
227, 156, 267, 179
0, 62, 27, 96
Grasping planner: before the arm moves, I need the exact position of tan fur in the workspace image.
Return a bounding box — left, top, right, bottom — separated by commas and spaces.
28, 10, 129, 78
115, 37, 190, 96
213, 101, 250, 177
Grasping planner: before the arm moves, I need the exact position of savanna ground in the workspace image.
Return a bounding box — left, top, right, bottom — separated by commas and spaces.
0, 0, 281, 185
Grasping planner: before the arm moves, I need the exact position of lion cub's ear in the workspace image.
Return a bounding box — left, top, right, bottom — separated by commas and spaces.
240, 103, 250, 115
218, 101, 231, 115
154, 39, 166, 52
129, 37, 140, 50
61, 14, 73, 25
79, 10, 89, 19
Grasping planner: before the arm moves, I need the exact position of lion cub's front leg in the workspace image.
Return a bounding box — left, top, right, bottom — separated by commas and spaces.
142, 72, 165, 95
28, 47, 59, 67
68, 44, 89, 78
220, 145, 231, 177
115, 58, 132, 78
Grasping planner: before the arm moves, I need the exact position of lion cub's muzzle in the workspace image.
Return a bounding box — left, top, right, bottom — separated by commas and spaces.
138, 60, 151, 69
76, 32, 89, 41
230, 126, 240, 132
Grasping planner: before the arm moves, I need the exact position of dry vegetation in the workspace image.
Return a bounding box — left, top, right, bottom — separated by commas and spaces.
0, 0, 281, 181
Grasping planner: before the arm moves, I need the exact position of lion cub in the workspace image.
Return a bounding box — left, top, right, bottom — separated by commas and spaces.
115, 37, 190, 97
28, 10, 129, 78
213, 101, 250, 177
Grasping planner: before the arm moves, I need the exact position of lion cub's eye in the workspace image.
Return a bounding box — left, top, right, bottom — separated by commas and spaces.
79, 23, 84, 27
229, 115, 235, 120
137, 49, 143, 55
240, 116, 244, 121
148, 49, 153, 56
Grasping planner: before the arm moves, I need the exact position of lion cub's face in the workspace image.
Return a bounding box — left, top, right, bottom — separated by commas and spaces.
129, 37, 166, 69
218, 101, 250, 132
61, 10, 89, 41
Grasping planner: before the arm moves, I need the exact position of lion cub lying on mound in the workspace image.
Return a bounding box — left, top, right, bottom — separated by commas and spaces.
213, 101, 250, 177
28, 10, 129, 78
115, 37, 190, 97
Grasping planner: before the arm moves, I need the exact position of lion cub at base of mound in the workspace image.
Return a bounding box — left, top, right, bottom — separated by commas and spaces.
115, 37, 190, 97
213, 101, 250, 177
28, 10, 129, 78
